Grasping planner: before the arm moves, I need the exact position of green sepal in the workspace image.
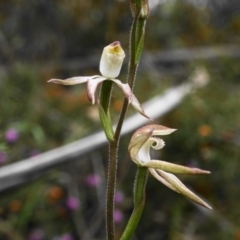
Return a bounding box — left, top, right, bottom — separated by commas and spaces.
135, 32, 144, 64
98, 104, 114, 142
135, 0, 142, 8
99, 80, 114, 142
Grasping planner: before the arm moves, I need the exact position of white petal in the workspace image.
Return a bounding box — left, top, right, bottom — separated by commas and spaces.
130, 94, 151, 119
137, 138, 152, 164
87, 77, 107, 104
99, 41, 125, 79
111, 79, 132, 101
48, 76, 96, 85
152, 125, 177, 136
112, 79, 150, 119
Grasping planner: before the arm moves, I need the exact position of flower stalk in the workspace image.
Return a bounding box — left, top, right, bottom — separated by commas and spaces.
106, 1, 149, 239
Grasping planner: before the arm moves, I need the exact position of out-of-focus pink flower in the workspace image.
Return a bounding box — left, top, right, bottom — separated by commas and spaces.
86, 174, 102, 187
114, 191, 124, 204
114, 209, 124, 223
5, 128, 19, 143
66, 196, 80, 211
27, 228, 45, 240
0, 152, 7, 164
60, 233, 73, 240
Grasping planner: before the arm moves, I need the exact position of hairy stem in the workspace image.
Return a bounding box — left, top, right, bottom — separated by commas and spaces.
114, 13, 143, 138
106, 2, 148, 239
106, 141, 118, 240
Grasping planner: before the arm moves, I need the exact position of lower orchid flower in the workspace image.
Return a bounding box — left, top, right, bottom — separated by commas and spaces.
128, 124, 212, 209
48, 41, 149, 119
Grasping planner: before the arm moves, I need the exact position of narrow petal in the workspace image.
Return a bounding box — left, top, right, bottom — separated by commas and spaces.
48, 76, 96, 85
111, 79, 132, 101
111, 79, 150, 119
153, 169, 212, 209
151, 125, 177, 136
130, 94, 151, 119
149, 168, 179, 192
87, 77, 107, 104
144, 160, 211, 175
136, 125, 177, 136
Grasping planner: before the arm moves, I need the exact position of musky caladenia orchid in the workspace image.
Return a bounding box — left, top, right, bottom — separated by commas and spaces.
128, 124, 212, 209
48, 41, 149, 119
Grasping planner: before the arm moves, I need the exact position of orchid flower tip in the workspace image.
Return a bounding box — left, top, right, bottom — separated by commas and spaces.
48, 79, 56, 83
143, 114, 152, 121
140, 111, 152, 120
194, 168, 211, 174
48, 78, 64, 85
202, 202, 212, 210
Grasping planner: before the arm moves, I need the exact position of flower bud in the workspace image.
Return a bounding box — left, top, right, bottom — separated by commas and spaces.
99, 41, 125, 79
130, 0, 150, 19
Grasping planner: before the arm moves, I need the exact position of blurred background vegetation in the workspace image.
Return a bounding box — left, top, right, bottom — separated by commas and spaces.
0, 0, 240, 239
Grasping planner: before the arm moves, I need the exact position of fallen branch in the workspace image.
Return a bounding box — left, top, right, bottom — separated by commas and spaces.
0, 83, 192, 192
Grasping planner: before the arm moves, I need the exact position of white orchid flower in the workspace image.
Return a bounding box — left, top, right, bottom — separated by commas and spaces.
48, 41, 149, 119
128, 124, 212, 209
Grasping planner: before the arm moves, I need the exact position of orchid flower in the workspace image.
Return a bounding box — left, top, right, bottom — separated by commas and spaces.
48, 41, 149, 119
128, 124, 212, 209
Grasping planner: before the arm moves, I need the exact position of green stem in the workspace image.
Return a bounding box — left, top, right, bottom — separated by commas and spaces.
106, 14, 140, 240
114, 11, 143, 139
100, 80, 113, 113
106, 141, 118, 240
99, 81, 116, 239
120, 167, 148, 240
106, 2, 148, 239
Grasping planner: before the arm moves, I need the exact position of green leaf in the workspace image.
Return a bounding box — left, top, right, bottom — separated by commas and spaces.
120, 167, 148, 240
100, 80, 113, 112
135, 33, 144, 64
135, 19, 146, 64
98, 104, 114, 142
98, 80, 114, 142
